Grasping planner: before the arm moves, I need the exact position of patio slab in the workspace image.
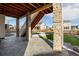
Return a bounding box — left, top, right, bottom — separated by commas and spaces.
0, 33, 27, 56
24, 35, 69, 56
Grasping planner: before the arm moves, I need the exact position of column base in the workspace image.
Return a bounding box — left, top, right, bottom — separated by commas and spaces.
53, 51, 62, 56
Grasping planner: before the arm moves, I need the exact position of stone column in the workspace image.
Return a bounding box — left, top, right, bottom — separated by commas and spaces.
26, 11, 31, 41
16, 17, 19, 37
0, 14, 5, 39
53, 3, 63, 54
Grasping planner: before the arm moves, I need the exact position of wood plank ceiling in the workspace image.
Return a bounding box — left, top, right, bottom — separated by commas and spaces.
0, 3, 53, 18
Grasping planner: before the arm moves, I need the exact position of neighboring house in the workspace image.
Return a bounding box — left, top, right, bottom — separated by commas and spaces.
63, 20, 79, 35
5, 24, 16, 33
39, 23, 46, 32
9, 25, 15, 32
63, 20, 71, 30
71, 26, 79, 30
63, 20, 72, 34
33, 22, 47, 32
63, 20, 79, 30
33, 20, 79, 35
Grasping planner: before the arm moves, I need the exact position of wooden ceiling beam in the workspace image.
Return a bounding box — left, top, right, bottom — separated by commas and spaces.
0, 9, 15, 16
37, 3, 44, 6
44, 9, 48, 14
0, 5, 21, 18
21, 4, 34, 11
0, 3, 52, 18
19, 3, 39, 17
41, 11, 45, 14
0, 9, 17, 18
35, 3, 41, 7
48, 8, 52, 12
49, 7, 52, 12
37, 4, 52, 14
0, 4, 21, 15
31, 4, 52, 14
31, 3, 46, 14
4, 4, 25, 13
43, 4, 49, 14
21, 3, 46, 15
12, 4, 27, 11
28, 3, 37, 9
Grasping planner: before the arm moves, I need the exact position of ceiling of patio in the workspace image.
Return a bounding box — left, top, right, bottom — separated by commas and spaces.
0, 3, 53, 18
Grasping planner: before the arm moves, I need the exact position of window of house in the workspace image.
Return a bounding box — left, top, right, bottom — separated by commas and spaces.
64, 27, 69, 29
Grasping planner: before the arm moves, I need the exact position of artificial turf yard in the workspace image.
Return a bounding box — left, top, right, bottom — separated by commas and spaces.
39, 33, 79, 46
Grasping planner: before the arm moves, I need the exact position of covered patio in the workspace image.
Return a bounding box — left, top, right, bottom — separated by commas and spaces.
0, 3, 63, 55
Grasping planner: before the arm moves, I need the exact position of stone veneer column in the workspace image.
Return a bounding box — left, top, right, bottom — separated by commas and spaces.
0, 14, 5, 39
53, 3, 63, 54
26, 11, 31, 41
16, 18, 19, 37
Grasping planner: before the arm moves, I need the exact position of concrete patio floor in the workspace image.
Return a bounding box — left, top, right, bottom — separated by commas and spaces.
0, 33, 28, 56
24, 35, 69, 56
0, 33, 78, 56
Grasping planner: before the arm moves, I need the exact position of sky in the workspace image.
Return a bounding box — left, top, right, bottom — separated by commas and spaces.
63, 3, 79, 26
39, 13, 53, 27
5, 3, 79, 27
5, 16, 26, 27
5, 16, 16, 25
5, 13, 53, 27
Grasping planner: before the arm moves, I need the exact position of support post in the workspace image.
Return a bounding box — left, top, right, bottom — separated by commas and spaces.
0, 14, 5, 39
53, 3, 63, 54
26, 11, 31, 41
16, 17, 19, 37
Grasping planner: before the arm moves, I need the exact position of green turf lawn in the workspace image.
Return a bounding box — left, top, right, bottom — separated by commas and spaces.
64, 34, 79, 46
39, 33, 79, 46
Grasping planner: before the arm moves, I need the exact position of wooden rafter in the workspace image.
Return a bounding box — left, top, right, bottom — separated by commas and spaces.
31, 4, 52, 14
0, 4, 21, 15
21, 4, 34, 11
28, 3, 37, 9
4, 4, 25, 13
0, 3, 52, 18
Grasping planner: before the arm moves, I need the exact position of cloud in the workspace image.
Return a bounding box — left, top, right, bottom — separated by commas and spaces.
63, 3, 79, 21
5, 16, 16, 24
46, 4, 79, 21
5, 16, 16, 20
45, 13, 53, 18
